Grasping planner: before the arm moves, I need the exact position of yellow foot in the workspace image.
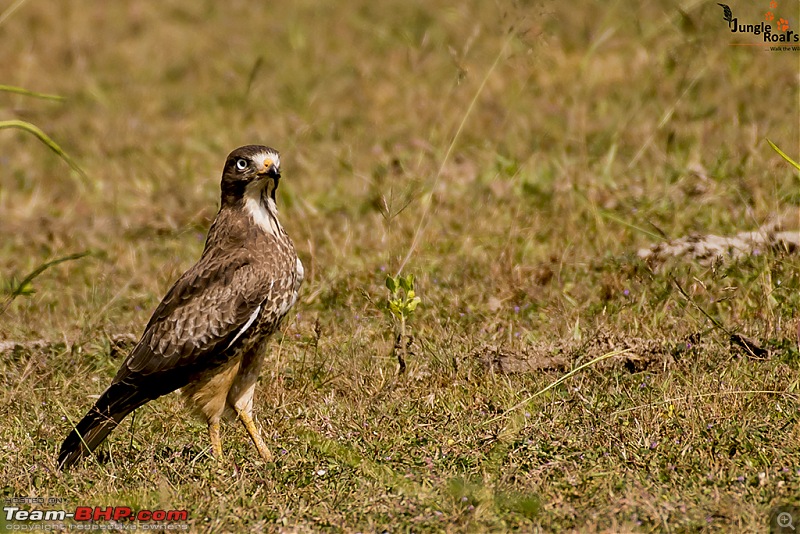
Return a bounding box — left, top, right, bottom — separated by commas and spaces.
236, 410, 273, 462
208, 421, 223, 461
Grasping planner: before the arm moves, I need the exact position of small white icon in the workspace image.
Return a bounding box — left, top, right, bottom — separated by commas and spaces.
778, 512, 795, 530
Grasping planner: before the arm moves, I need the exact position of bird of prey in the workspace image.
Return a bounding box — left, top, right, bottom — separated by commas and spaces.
58, 145, 303, 468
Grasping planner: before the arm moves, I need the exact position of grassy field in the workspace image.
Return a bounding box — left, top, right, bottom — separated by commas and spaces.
1, 0, 799, 531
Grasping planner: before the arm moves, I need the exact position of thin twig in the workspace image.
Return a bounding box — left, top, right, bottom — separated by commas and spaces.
0, 0, 29, 27
397, 33, 513, 275
611, 389, 797, 416
670, 277, 731, 336
671, 277, 767, 358
483, 347, 633, 426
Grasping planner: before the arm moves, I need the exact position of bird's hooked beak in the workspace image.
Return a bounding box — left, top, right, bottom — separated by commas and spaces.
257, 158, 281, 179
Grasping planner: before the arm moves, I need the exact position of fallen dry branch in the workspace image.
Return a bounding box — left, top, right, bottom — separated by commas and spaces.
474, 345, 569, 374
638, 212, 800, 267
0, 333, 137, 356
474, 332, 687, 375
474, 329, 776, 376
0, 338, 59, 354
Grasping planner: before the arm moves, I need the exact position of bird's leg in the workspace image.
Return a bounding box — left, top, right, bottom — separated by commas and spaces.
236, 409, 272, 462
208, 421, 223, 460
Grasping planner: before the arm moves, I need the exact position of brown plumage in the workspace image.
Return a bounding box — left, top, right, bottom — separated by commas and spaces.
58, 145, 303, 469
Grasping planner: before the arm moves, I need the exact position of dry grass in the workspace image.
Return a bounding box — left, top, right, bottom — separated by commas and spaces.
1, 0, 799, 531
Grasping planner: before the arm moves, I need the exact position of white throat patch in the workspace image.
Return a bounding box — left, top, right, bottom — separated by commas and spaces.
244, 182, 282, 236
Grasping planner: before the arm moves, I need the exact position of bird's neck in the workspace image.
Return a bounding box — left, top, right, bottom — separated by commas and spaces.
205, 183, 284, 253
242, 185, 283, 237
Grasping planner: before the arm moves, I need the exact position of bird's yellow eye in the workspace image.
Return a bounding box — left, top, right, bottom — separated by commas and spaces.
235, 158, 248, 171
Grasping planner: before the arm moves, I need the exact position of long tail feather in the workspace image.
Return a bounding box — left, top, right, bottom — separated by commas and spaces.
58, 382, 146, 469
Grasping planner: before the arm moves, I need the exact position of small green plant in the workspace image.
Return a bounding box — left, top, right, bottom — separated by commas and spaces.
385, 273, 422, 374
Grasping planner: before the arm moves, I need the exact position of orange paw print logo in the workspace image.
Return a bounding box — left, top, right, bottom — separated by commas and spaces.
765, 11, 775, 21
770, 0, 778, 8
778, 17, 789, 31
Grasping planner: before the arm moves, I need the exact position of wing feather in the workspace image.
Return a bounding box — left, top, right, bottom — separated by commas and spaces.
111, 247, 279, 391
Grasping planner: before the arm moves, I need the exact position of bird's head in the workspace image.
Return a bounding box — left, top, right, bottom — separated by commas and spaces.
220, 145, 282, 205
